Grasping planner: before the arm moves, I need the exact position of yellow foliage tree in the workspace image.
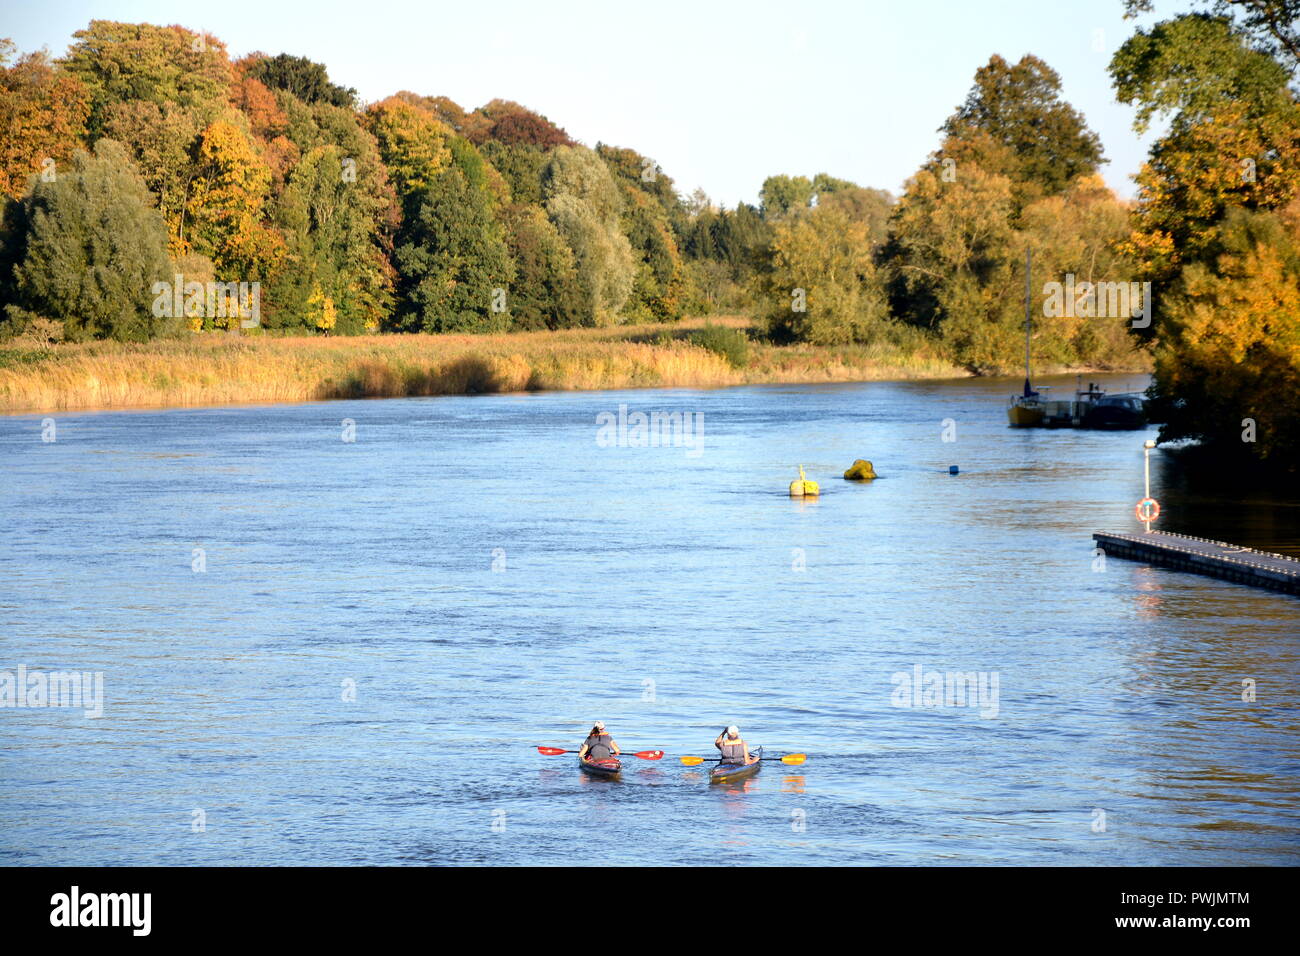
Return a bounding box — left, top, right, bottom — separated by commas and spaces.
1152, 203, 1300, 467
306, 282, 337, 333
186, 117, 285, 284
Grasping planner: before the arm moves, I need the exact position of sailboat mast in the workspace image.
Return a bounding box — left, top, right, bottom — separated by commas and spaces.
1023, 248, 1032, 396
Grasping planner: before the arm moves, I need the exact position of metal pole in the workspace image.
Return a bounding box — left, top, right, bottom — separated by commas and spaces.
1024, 249, 1031, 395
1143, 442, 1152, 533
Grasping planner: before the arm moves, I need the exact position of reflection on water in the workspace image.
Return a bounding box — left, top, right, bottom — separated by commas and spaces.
0, 372, 1297, 865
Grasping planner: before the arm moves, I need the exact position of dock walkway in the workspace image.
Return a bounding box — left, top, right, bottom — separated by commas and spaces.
1093, 530, 1300, 596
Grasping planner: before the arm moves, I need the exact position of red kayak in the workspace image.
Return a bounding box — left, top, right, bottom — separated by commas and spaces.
579, 755, 622, 779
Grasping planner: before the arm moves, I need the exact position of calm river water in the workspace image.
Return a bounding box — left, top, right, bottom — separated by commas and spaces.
2, 373, 1298, 865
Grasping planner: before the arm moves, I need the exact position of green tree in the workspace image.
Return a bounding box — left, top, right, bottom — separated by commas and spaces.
103, 100, 203, 253
759, 174, 815, 220
1123, 0, 1300, 75
760, 204, 890, 345
480, 140, 547, 205
940, 54, 1105, 206
1110, 13, 1292, 134
241, 52, 355, 108
274, 145, 396, 334
595, 145, 689, 322
394, 137, 515, 332
500, 203, 583, 329
885, 163, 1019, 370
542, 146, 635, 324
7, 139, 170, 341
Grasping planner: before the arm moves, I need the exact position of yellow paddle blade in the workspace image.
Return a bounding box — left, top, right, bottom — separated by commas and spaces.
779, 754, 807, 765
679, 756, 705, 766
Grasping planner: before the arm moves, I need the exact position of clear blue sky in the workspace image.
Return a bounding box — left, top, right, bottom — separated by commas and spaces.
5, 0, 1186, 205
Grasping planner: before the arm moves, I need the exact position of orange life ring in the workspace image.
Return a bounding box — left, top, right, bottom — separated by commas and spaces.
1135, 497, 1160, 522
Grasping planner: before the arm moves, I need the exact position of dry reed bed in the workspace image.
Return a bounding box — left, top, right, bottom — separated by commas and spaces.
0, 320, 965, 414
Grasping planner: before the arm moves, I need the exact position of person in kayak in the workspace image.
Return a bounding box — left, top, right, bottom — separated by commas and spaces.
578, 721, 620, 761
715, 725, 756, 765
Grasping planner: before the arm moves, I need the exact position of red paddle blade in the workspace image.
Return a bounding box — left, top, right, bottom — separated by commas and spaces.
536, 746, 568, 756
632, 750, 664, 760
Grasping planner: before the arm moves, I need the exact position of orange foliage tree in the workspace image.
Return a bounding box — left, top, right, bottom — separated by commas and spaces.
0, 42, 90, 199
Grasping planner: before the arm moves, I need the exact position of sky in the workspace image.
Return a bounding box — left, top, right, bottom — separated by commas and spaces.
3, 0, 1188, 205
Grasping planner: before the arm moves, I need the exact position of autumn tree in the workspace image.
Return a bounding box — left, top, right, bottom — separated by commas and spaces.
185, 118, 285, 295
1112, 15, 1300, 280
1149, 204, 1300, 467
1018, 175, 1141, 367
60, 21, 232, 137
471, 99, 574, 148
364, 97, 453, 204
1114, 5, 1300, 469
0, 42, 90, 199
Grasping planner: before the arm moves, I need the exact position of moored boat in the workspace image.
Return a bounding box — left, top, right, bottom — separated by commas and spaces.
709, 746, 762, 784
1081, 393, 1147, 429
1006, 250, 1147, 429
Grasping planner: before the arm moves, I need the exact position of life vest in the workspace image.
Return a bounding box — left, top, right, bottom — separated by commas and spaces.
719, 737, 746, 763
584, 733, 613, 759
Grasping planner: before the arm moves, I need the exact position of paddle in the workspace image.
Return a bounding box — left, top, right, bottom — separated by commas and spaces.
536, 746, 664, 760
679, 753, 807, 766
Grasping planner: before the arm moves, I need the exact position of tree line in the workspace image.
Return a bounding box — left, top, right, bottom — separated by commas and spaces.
0, 2, 1297, 469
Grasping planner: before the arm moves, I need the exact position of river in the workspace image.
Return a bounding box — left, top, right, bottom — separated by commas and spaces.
2, 372, 1297, 865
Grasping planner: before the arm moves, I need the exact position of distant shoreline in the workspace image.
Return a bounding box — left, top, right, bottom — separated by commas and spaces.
0, 316, 1150, 416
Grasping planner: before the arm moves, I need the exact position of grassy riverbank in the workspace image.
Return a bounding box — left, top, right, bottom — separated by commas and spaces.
0, 316, 1145, 414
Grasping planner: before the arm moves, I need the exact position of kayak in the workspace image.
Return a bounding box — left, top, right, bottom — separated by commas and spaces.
710, 746, 762, 784
579, 755, 621, 779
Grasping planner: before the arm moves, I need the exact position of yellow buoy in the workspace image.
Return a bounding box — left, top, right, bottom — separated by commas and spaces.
843, 459, 877, 480
789, 465, 819, 497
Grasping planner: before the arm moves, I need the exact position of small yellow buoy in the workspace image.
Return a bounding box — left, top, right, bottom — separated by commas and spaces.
843, 459, 877, 480
789, 465, 819, 497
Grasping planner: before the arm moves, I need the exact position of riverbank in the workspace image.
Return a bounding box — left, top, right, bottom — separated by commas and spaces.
0, 316, 1147, 414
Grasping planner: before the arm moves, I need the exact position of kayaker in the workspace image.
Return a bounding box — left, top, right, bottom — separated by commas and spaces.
714, 725, 756, 765
578, 721, 620, 761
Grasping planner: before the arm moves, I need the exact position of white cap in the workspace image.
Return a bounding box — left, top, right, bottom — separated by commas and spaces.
593, 720, 605, 731
726, 725, 739, 737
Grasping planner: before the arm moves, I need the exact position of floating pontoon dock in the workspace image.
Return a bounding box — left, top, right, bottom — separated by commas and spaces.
1093, 531, 1300, 596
